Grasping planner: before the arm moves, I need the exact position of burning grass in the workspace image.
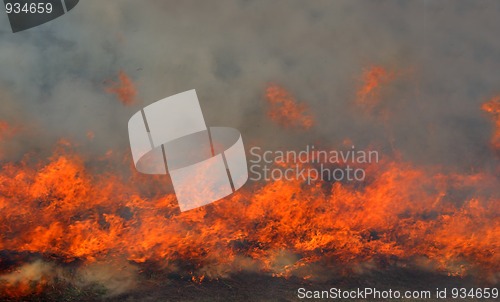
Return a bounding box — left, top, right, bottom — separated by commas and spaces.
0, 85, 498, 299
0, 140, 498, 298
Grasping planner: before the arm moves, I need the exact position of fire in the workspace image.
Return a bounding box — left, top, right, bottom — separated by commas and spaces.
265, 84, 314, 130
0, 88, 498, 298
0, 142, 498, 296
355, 65, 396, 115
482, 95, 500, 151
105, 71, 138, 106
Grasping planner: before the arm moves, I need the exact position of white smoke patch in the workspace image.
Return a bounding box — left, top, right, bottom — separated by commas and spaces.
75, 259, 139, 297
194, 255, 262, 280
192, 250, 341, 282
0, 260, 58, 287
0, 259, 139, 298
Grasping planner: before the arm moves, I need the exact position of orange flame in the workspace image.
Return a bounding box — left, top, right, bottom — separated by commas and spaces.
356, 65, 396, 114
265, 84, 314, 130
0, 144, 498, 296
0, 92, 499, 297
482, 95, 500, 151
105, 71, 138, 106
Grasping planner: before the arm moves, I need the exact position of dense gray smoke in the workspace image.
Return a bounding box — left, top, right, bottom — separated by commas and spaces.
0, 0, 499, 167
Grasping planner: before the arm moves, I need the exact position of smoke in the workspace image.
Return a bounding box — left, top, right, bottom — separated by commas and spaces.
0, 260, 55, 288
0, 259, 138, 298
75, 260, 138, 297
0, 0, 497, 165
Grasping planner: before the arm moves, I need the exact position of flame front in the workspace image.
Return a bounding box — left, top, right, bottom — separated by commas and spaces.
0, 84, 499, 297
0, 140, 498, 296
